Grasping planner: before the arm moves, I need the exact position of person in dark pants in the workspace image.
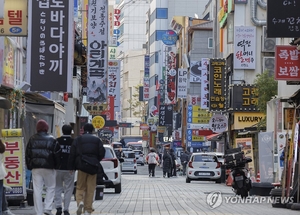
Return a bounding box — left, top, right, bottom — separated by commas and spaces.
54, 124, 74, 215
169, 149, 177, 177
2, 186, 15, 215
146, 148, 159, 177
162, 150, 172, 178
180, 151, 189, 176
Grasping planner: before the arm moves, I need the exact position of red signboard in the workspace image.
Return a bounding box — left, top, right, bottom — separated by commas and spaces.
191, 129, 213, 136
275, 45, 300, 81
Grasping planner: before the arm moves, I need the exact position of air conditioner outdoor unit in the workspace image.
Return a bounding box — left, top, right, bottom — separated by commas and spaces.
262, 26, 276, 53
263, 57, 275, 76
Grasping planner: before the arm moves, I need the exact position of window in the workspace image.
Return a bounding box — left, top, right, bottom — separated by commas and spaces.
150, 11, 155, 24
208, 37, 213, 49
156, 30, 166, 41
150, 32, 155, 45
155, 52, 159, 63
119, 24, 124, 36
156, 8, 168, 19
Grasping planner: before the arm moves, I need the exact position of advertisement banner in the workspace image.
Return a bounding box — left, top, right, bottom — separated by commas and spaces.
0, 0, 28, 36
275, 45, 300, 80
87, 0, 108, 102
0, 37, 3, 84
108, 60, 120, 112
209, 58, 226, 112
27, 0, 73, 92
164, 45, 177, 104
3, 37, 14, 87
190, 61, 201, 82
258, 132, 274, 183
3, 136, 26, 198
177, 68, 187, 98
234, 26, 256, 69
143, 78, 150, 101
201, 58, 209, 109
235, 138, 255, 180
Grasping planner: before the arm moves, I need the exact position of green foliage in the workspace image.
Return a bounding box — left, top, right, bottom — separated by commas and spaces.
123, 85, 147, 118
254, 70, 278, 114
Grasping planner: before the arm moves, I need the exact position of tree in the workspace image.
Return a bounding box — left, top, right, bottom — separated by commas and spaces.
123, 85, 147, 120
254, 70, 278, 114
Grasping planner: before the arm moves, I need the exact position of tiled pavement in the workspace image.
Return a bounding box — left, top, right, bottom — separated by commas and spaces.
10, 169, 300, 215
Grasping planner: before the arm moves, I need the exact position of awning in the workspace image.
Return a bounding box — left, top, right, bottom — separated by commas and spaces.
0, 96, 11, 109
206, 133, 222, 141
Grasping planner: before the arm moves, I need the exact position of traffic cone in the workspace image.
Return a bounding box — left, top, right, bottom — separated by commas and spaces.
226, 169, 233, 186
256, 171, 260, 183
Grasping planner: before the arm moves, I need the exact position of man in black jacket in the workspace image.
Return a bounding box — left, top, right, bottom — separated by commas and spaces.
25, 119, 61, 215
68, 123, 105, 215
54, 125, 74, 215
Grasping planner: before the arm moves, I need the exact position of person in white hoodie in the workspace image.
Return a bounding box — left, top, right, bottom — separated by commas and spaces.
146, 148, 159, 177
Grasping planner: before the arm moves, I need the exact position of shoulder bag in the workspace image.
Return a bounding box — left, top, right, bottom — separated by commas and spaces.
78, 136, 99, 175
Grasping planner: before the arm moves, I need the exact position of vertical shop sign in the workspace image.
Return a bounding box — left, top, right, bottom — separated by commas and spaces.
27, 0, 73, 92
275, 45, 300, 80
143, 55, 150, 101
177, 68, 187, 98
201, 58, 209, 109
165, 46, 177, 104
159, 105, 173, 126
87, 0, 108, 102
108, 60, 120, 112
209, 59, 226, 111
234, 26, 256, 69
2, 129, 26, 199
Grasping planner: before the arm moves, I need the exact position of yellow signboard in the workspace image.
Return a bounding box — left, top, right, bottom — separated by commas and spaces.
233, 112, 265, 130
192, 118, 210, 124
192, 136, 205, 141
284, 108, 294, 130
92, 116, 105, 129
81, 0, 88, 46
0, 0, 28, 36
2, 129, 22, 137
83, 103, 108, 115
192, 106, 208, 113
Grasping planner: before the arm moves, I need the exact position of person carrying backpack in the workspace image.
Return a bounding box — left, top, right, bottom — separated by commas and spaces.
146, 148, 159, 177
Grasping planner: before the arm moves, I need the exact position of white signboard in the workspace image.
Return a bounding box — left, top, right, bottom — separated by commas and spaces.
108, 60, 120, 112
87, 0, 108, 103
234, 26, 256, 69
189, 61, 201, 82
209, 114, 228, 133
177, 68, 187, 98
187, 123, 210, 130
201, 58, 209, 109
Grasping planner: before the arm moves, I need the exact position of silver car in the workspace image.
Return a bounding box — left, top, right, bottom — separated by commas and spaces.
133, 150, 145, 166
122, 151, 137, 174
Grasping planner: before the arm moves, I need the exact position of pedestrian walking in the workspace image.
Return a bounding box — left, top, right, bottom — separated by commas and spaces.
162, 150, 172, 178
54, 125, 74, 215
2, 186, 15, 215
180, 151, 189, 176
145, 148, 159, 177
169, 149, 177, 176
68, 123, 105, 215
25, 119, 62, 215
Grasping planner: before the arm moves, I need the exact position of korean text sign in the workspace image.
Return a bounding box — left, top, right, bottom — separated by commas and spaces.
108, 60, 120, 112
159, 105, 173, 126
267, 1, 300, 38
0, 0, 28, 36
201, 58, 209, 109
87, 0, 108, 103
27, 0, 73, 92
234, 26, 256, 69
4, 137, 26, 197
177, 68, 187, 99
275, 45, 300, 80
209, 59, 226, 111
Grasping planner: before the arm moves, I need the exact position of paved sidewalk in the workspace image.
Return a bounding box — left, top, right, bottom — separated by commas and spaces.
10, 171, 300, 215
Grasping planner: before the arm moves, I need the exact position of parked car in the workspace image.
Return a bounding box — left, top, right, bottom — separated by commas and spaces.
133, 150, 145, 166
186, 152, 222, 183
74, 145, 124, 194
122, 151, 137, 174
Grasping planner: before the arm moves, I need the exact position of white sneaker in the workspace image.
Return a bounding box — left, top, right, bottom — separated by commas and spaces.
76, 201, 84, 215
84, 211, 91, 215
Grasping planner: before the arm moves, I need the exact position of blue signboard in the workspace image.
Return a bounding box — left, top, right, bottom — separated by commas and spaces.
162, 30, 177, 45
187, 129, 192, 141
187, 105, 193, 123
190, 142, 204, 147
113, 29, 120, 35
74, 0, 78, 19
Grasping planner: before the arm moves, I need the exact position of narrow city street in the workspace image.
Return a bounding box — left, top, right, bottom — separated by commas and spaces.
10, 165, 299, 215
